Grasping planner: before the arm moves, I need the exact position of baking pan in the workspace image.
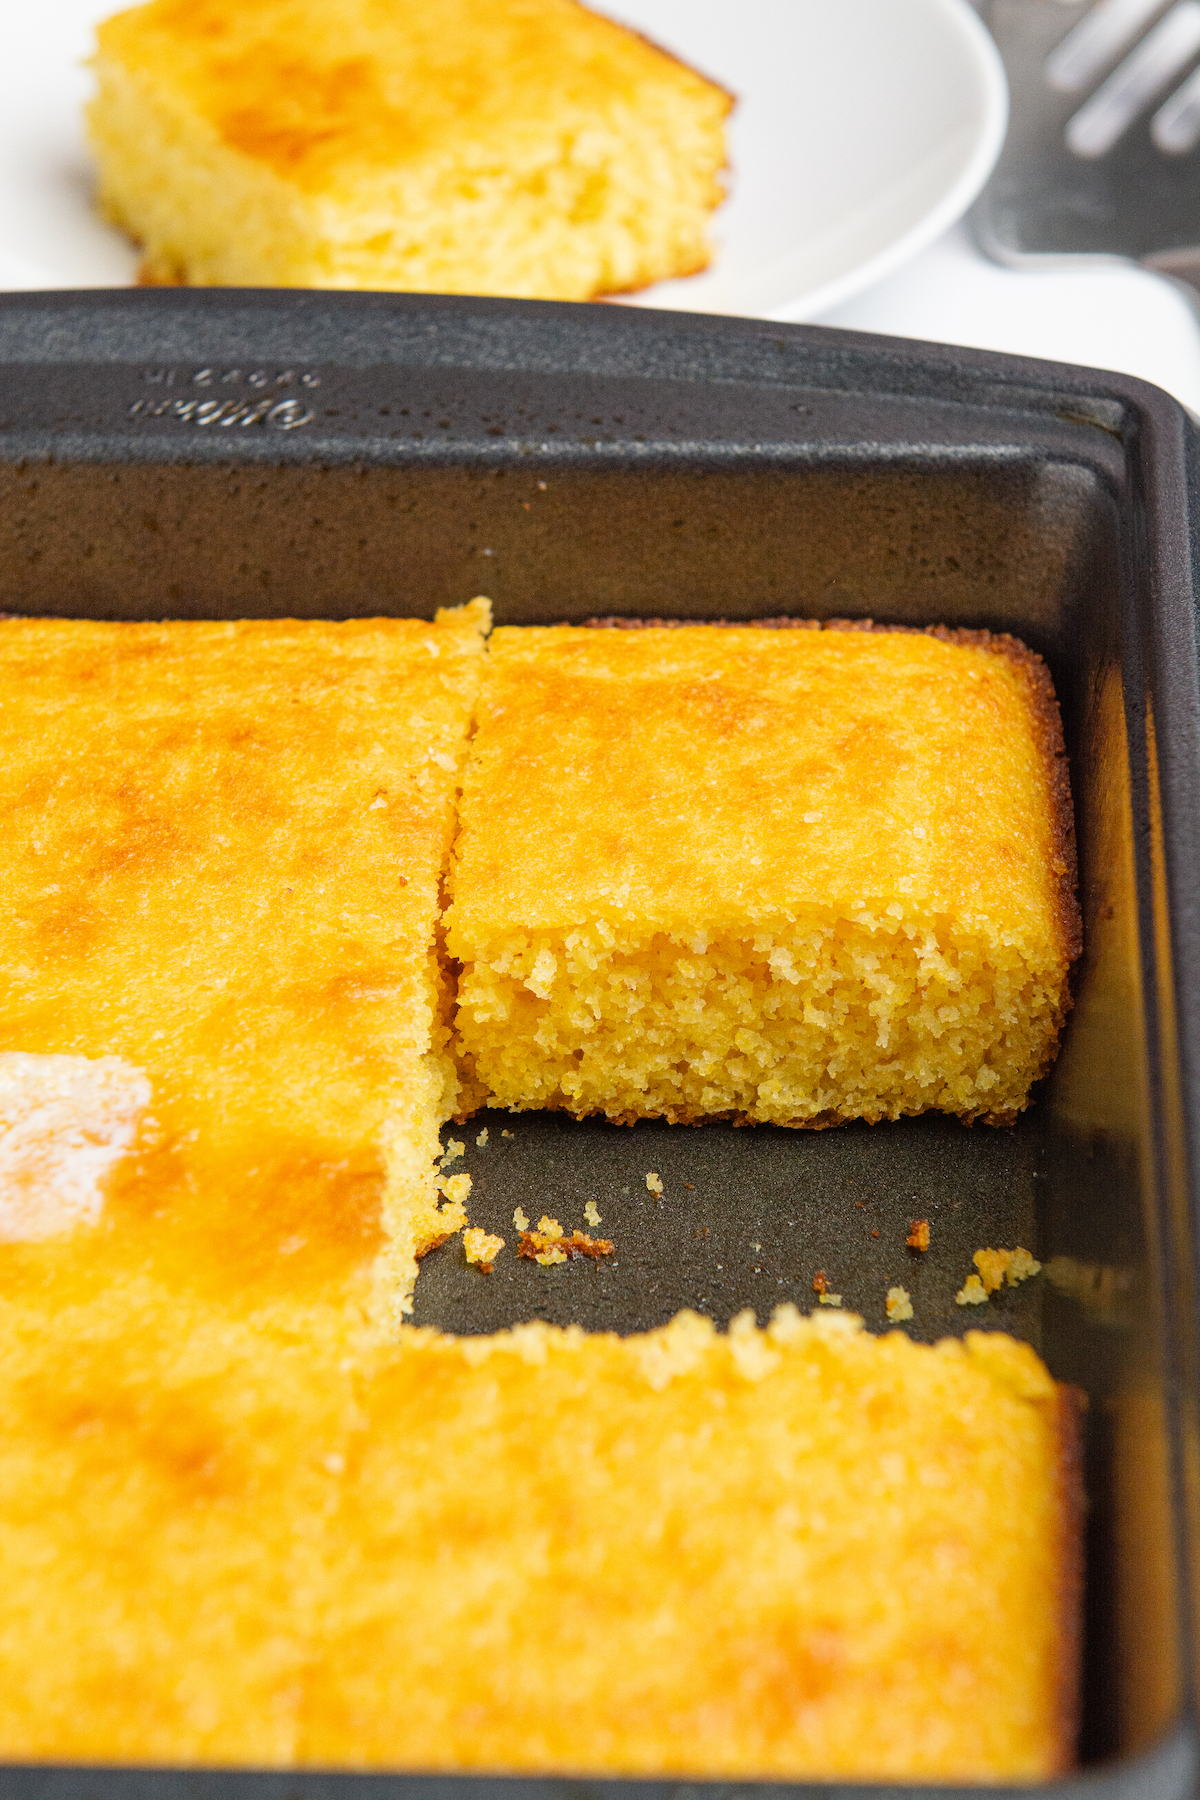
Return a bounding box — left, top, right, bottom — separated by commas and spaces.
0, 290, 1198, 1800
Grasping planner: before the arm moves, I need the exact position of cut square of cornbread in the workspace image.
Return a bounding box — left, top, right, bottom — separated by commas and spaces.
0, 601, 487, 1328
302, 1309, 1081, 1781
447, 621, 1080, 1127
87, 0, 732, 298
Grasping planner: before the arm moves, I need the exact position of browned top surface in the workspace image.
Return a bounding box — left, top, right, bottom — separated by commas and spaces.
449, 619, 1080, 981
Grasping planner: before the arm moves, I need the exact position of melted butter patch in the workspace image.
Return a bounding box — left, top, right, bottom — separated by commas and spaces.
0, 1053, 151, 1241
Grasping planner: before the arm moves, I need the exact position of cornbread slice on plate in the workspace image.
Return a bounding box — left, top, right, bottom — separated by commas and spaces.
303, 1309, 1081, 1781
448, 621, 1080, 1128
0, 602, 487, 1326
87, 0, 731, 298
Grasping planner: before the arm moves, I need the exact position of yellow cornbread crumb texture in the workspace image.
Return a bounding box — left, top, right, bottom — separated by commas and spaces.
0, 604, 488, 1329
886, 1285, 913, 1323
87, 0, 731, 298
958, 1248, 1043, 1306
528, 1214, 567, 1266
447, 625, 1077, 1129
462, 1227, 504, 1270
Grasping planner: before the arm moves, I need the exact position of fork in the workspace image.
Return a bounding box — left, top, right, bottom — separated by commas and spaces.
977, 0, 1200, 294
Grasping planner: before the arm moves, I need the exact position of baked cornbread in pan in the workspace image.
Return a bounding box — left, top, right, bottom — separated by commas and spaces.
0, 1304, 1081, 1778
0, 606, 1081, 1777
448, 621, 1080, 1128
0, 603, 487, 1323
86, 0, 731, 297
306, 1309, 1080, 1780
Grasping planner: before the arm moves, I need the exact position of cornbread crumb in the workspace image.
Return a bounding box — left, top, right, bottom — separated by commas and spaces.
646, 1172, 663, 1195
812, 1270, 828, 1296
513, 1206, 530, 1232
87, 0, 732, 300
975, 1249, 1010, 1294
1006, 1247, 1043, 1285
818, 1291, 844, 1308
433, 1172, 472, 1240
907, 1219, 931, 1252
584, 1200, 601, 1227
517, 1218, 614, 1264
475, 1129, 489, 1148
975, 1246, 1043, 1295
886, 1286, 914, 1323
463, 1227, 505, 1273
501, 1129, 514, 1138
956, 1274, 989, 1306
442, 1141, 466, 1165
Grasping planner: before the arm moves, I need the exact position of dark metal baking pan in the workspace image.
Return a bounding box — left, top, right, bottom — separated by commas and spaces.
0, 290, 1198, 1800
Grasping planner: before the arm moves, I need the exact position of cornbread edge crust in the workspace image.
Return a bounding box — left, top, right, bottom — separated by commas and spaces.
87, 0, 732, 298
448, 617, 1081, 1130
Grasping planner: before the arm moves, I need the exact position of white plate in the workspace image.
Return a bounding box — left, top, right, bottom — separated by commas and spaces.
0, 0, 1007, 321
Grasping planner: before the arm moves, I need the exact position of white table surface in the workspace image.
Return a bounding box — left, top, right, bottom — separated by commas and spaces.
814, 218, 1200, 417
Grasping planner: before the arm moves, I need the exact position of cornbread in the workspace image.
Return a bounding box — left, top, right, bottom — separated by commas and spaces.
462, 1226, 504, 1270
0, 607, 1084, 1777
959, 1246, 1043, 1306
0, 1284, 355, 1762
516, 1217, 614, 1262
885, 1285, 913, 1322
447, 622, 1080, 1128
87, 0, 732, 298
302, 1309, 1081, 1780
0, 604, 487, 1326
0, 1306, 1079, 1774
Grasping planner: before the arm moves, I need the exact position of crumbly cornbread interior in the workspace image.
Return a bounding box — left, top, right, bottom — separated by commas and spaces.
0, 604, 488, 1329
87, 0, 731, 297
448, 623, 1079, 1128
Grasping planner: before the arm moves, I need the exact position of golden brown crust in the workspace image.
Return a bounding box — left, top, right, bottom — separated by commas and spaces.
580, 611, 1083, 1001
1053, 1383, 1086, 1773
